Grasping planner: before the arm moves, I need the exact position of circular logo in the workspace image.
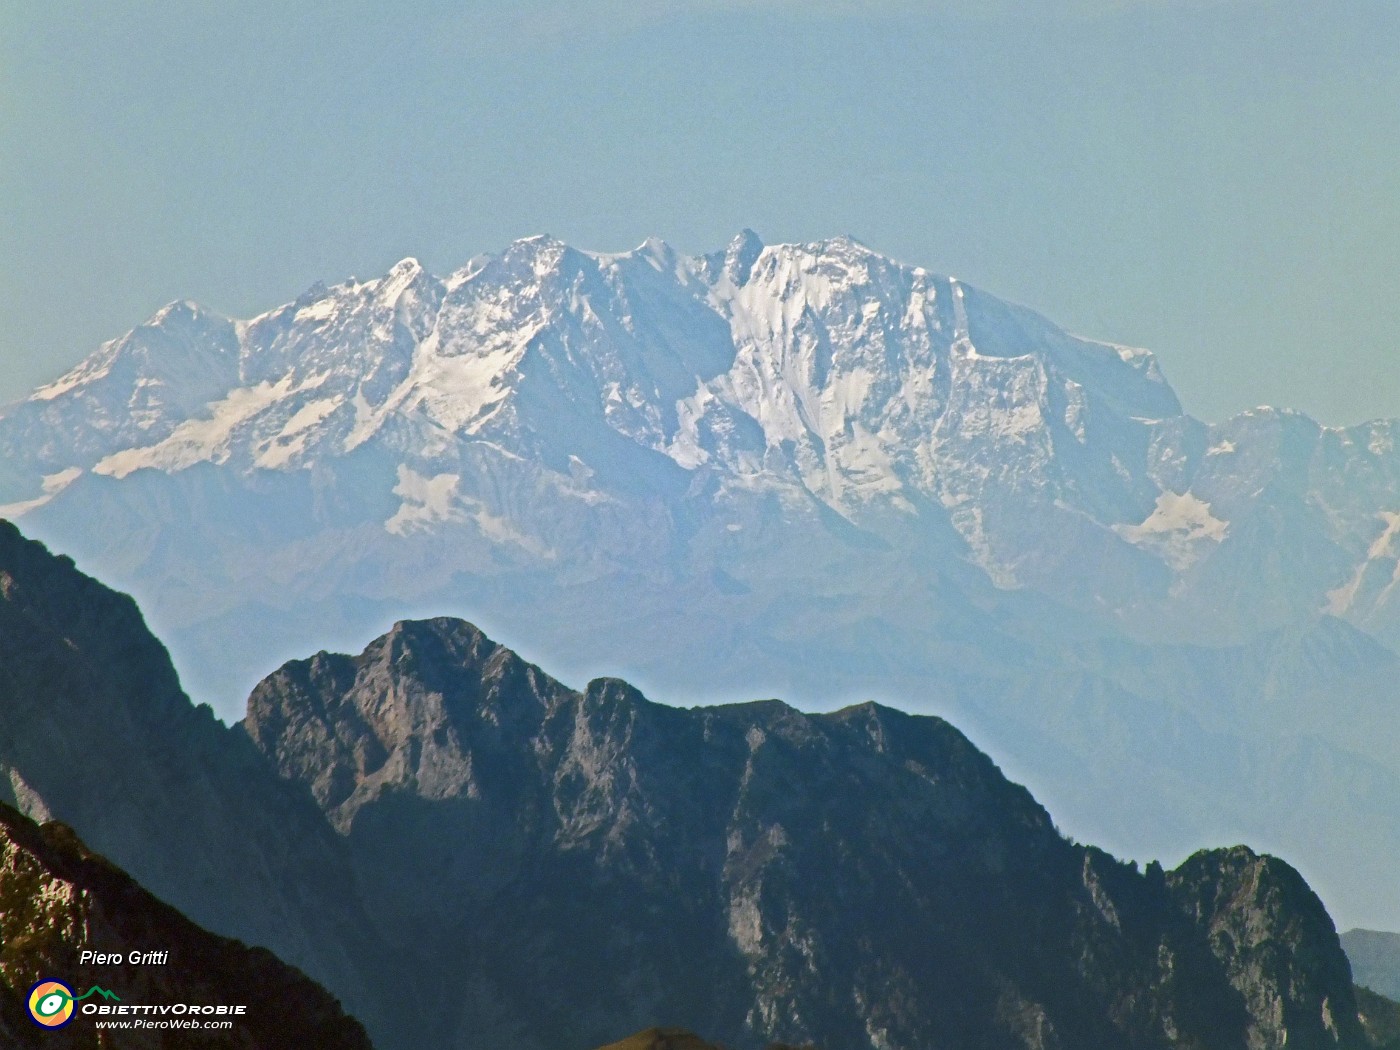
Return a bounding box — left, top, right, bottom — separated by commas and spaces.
27, 980, 76, 1028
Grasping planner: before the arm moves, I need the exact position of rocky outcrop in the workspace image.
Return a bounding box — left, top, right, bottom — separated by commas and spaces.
1353, 986, 1400, 1049
1169, 847, 1366, 1050
0, 800, 371, 1050
0, 520, 388, 1036
247, 615, 1371, 1050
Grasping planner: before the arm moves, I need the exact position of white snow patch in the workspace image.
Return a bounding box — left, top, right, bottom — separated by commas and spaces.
345, 321, 529, 452
1072, 339, 1155, 366
411, 334, 523, 432
93, 374, 325, 478
375, 258, 425, 305
383, 464, 553, 555
31, 353, 115, 401
466, 503, 553, 557
829, 422, 903, 502
385, 466, 466, 535
254, 396, 342, 470
1206, 439, 1237, 456
1063, 380, 1088, 443
0, 468, 85, 519
1114, 491, 1229, 572
32, 375, 94, 402
280, 397, 341, 438
0, 494, 51, 519
1113, 344, 1152, 363
1325, 511, 1400, 614
42, 467, 82, 493
667, 387, 732, 470
294, 298, 339, 323
1365, 512, 1400, 561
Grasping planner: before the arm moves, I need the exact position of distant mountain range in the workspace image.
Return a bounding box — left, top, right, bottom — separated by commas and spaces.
1346, 930, 1400, 1001
4, 233, 1400, 932
0, 520, 1387, 1050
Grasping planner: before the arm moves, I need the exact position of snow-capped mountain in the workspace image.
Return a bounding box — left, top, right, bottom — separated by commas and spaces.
11, 233, 1399, 612
6, 232, 1400, 930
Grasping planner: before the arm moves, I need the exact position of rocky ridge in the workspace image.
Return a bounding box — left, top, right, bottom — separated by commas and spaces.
0, 521, 1380, 1050
245, 614, 1370, 1050
0, 519, 388, 1036
0, 800, 370, 1050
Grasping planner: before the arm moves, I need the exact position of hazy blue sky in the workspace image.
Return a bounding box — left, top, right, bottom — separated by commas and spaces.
4, 1, 1398, 423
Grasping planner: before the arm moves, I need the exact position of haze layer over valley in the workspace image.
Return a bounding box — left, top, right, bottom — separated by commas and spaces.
0, 520, 1378, 1050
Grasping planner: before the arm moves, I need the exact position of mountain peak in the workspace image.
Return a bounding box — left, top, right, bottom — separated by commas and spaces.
2, 229, 1199, 592
825, 232, 871, 251
723, 228, 765, 284
230, 608, 1373, 1050
730, 227, 763, 249
148, 298, 221, 326
505, 233, 566, 257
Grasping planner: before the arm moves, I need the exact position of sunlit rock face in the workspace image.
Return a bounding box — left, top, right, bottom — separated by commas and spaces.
0, 801, 373, 1050
244, 614, 1369, 1050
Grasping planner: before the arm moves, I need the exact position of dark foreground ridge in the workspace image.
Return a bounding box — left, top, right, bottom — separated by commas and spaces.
247, 613, 1369, 1050
0, 800, 371, 1049
593, 1029, 816, 1050
594, 1030, 730, 1050
0, 519, 388, 1033
0, 518, 1381, 1050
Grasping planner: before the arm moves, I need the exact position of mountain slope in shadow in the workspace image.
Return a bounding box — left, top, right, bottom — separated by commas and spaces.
0, 800, 371, 1050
